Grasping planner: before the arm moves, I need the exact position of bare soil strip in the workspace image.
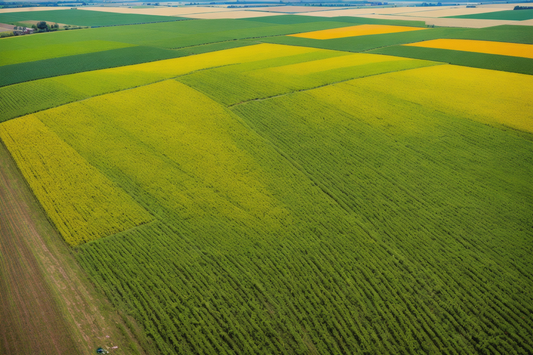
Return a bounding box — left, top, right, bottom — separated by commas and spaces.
0, 141, 149, 355
0, 145, 79, 354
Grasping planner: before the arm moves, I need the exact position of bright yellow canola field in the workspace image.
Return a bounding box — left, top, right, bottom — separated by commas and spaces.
0, 116, 153, 246
289, 24, 426, 40
405, 39, 533, 59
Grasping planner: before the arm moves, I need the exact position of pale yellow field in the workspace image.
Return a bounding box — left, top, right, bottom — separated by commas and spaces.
289, 24, 425, 40
399, 7, 514, 18
405, 39, 533, 59
124, 43, 321, 77
422, 17, 525, 28
182, 10, 282, 19
80, 6, 237, 16
294, 8, 430, 17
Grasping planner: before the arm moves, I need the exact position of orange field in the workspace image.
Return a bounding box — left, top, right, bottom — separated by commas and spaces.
405, 39, 533, 59
289, 24, 426, 40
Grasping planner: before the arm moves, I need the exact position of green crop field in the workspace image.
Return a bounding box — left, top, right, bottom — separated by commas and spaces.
0, 9, 532, 355
448, 9, 533, 21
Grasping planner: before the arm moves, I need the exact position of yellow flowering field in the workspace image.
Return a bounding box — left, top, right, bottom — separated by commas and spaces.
289, 24, 426, 40
316, 64, 533, 134
34, 80, 291, 232
2, 43, 328, 122
404, 39, 533, 59
0, 116, 153, 246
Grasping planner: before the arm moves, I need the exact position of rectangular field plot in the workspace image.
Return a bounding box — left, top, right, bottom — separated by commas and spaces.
448, 8, 533, 21
341, 64, 533, 133
14, 61, 530, 355
0, 116, 153, 246
289, 24, 426, 40
179, 52, 438, 106
0, 43, 333, 122
0, 9, 182, 27
405, 39, 533, 59
0, 40, 135, 67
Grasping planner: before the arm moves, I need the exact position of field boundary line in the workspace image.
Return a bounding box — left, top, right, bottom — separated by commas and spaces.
227, 105, 384, 245
227, 61, 444, 108
83, 220, 160, 247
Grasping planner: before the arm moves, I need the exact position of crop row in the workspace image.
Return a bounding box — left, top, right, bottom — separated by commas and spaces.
2, 57, 532, 353
16, 75, 530, 353
0, 116, 152, 245
0, 43, 326, 122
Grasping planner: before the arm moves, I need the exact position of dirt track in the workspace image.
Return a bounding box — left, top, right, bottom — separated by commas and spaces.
0, 140, 147, 355
0, 142, 78, 354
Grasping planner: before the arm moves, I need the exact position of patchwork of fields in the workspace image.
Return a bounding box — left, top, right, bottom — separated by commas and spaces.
1, 9, 532, 355
289, 24, 426, 40
405, 39, 533, 59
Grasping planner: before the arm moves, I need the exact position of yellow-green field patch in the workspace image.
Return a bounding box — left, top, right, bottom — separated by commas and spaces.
319, 64, 533, 134
34, 80, 292, 232
0, 40, 136, 66
0, 116, 153, 246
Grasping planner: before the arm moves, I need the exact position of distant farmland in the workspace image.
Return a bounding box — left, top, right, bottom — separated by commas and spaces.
0, 9, 532, 355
